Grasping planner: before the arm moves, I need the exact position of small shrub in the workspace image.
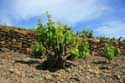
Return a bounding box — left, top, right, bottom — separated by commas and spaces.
104, 44, 120, 63
70, 37, 90, 60
70, 46, 79, 60
32, 42, 46, 58
32, 12, 90, 68
114, 47, 120, 57
78, 41, 90, 58
77, 30, 93, 38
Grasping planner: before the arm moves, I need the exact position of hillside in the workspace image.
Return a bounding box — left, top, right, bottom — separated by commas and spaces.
0, 25, 125, 83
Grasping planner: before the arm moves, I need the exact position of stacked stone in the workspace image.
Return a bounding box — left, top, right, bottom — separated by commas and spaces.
119, 41, 125, 55
0, 27, 124, 56
86, 38, 122, 56
0, 29, 35, 54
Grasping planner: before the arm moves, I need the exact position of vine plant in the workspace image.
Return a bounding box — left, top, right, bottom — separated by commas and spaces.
104, 44, 120, 63
32, 13, 90, 68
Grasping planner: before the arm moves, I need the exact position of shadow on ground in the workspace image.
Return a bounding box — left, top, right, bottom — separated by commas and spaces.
92, 60, 108, 65
15, 60, 40, 65
14, 60, 65, 72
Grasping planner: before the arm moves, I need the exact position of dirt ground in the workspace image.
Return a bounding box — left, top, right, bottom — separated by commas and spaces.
0, 48, 125, 83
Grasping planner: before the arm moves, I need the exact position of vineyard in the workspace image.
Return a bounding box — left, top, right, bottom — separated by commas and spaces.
0, 14, 125, 83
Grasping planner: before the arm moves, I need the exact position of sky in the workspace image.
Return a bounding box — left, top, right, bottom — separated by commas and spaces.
0, 0, 125, 38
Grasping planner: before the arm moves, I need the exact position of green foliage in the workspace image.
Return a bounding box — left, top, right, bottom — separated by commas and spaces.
111, 37, 116, 41
32, 42, 46, 58
77, 30, 93, 38
104, 44, 120, 61
70, 36, 90, 60
78, 41, 90, 58
114, 47, 120, 57
32, 12, 90, 68
99, 36, 110, 41
32, 13, 76, 67
33, 19, 46, 42
70, 46, 79, 60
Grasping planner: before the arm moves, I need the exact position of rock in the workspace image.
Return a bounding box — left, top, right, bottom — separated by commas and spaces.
88, 69, 93, 72
92, 51, 97, 56
88, 68, 100, 75
15, 70, 21, 76
0, 41, 6, 44
65, 68, 71, 73
52, 73, 61, 77
114, 74, 121, 80
44, 74, 53, 80
26, 48, 32, 54
70, 77, 81, 82
0, 28, 35, 54
0, 47, 10, 52
59, 79, 64, 82
86, 65, 91, 68
78, 65, 84, 71
123, 77, 125, 83
9, 69, 15, 73
99, 65, 111, 70
22, 41, 31, 48
12, 39, 16, 42
9, 68, 22, 76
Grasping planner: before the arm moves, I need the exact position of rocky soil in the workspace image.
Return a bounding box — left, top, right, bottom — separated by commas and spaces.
0, 48, 125, 83
0, 25, 125, 83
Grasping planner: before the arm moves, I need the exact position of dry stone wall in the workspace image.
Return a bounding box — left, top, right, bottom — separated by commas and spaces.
0, 26, 125, 56
87, 38, 125, 55
0, 29, 35, 54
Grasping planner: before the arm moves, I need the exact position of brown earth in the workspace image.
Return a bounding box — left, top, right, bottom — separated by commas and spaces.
0, 48, 125, 83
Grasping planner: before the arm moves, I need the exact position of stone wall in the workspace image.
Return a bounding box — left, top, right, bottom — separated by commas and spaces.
0, 28, 35, 54
87, 38, 125, 55
0, 26, 125, 55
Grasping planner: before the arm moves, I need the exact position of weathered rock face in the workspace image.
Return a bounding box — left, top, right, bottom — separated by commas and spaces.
0, 28, 35, 54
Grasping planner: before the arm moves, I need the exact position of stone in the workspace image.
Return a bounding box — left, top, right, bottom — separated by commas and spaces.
0, 47, 10, 52
15, 70, 21, 76
9, 68, 15, 73
44, 74, 53, 80
12, 39, 16, 42
114, 74, 120, 80
88, 68, 100, 75
59, 79, 64, 82
0, 28, 35, 54
22, 41, 31, 48
65, 68, 71, 73
26, 48, 32, 54
52, 73, 61, 77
